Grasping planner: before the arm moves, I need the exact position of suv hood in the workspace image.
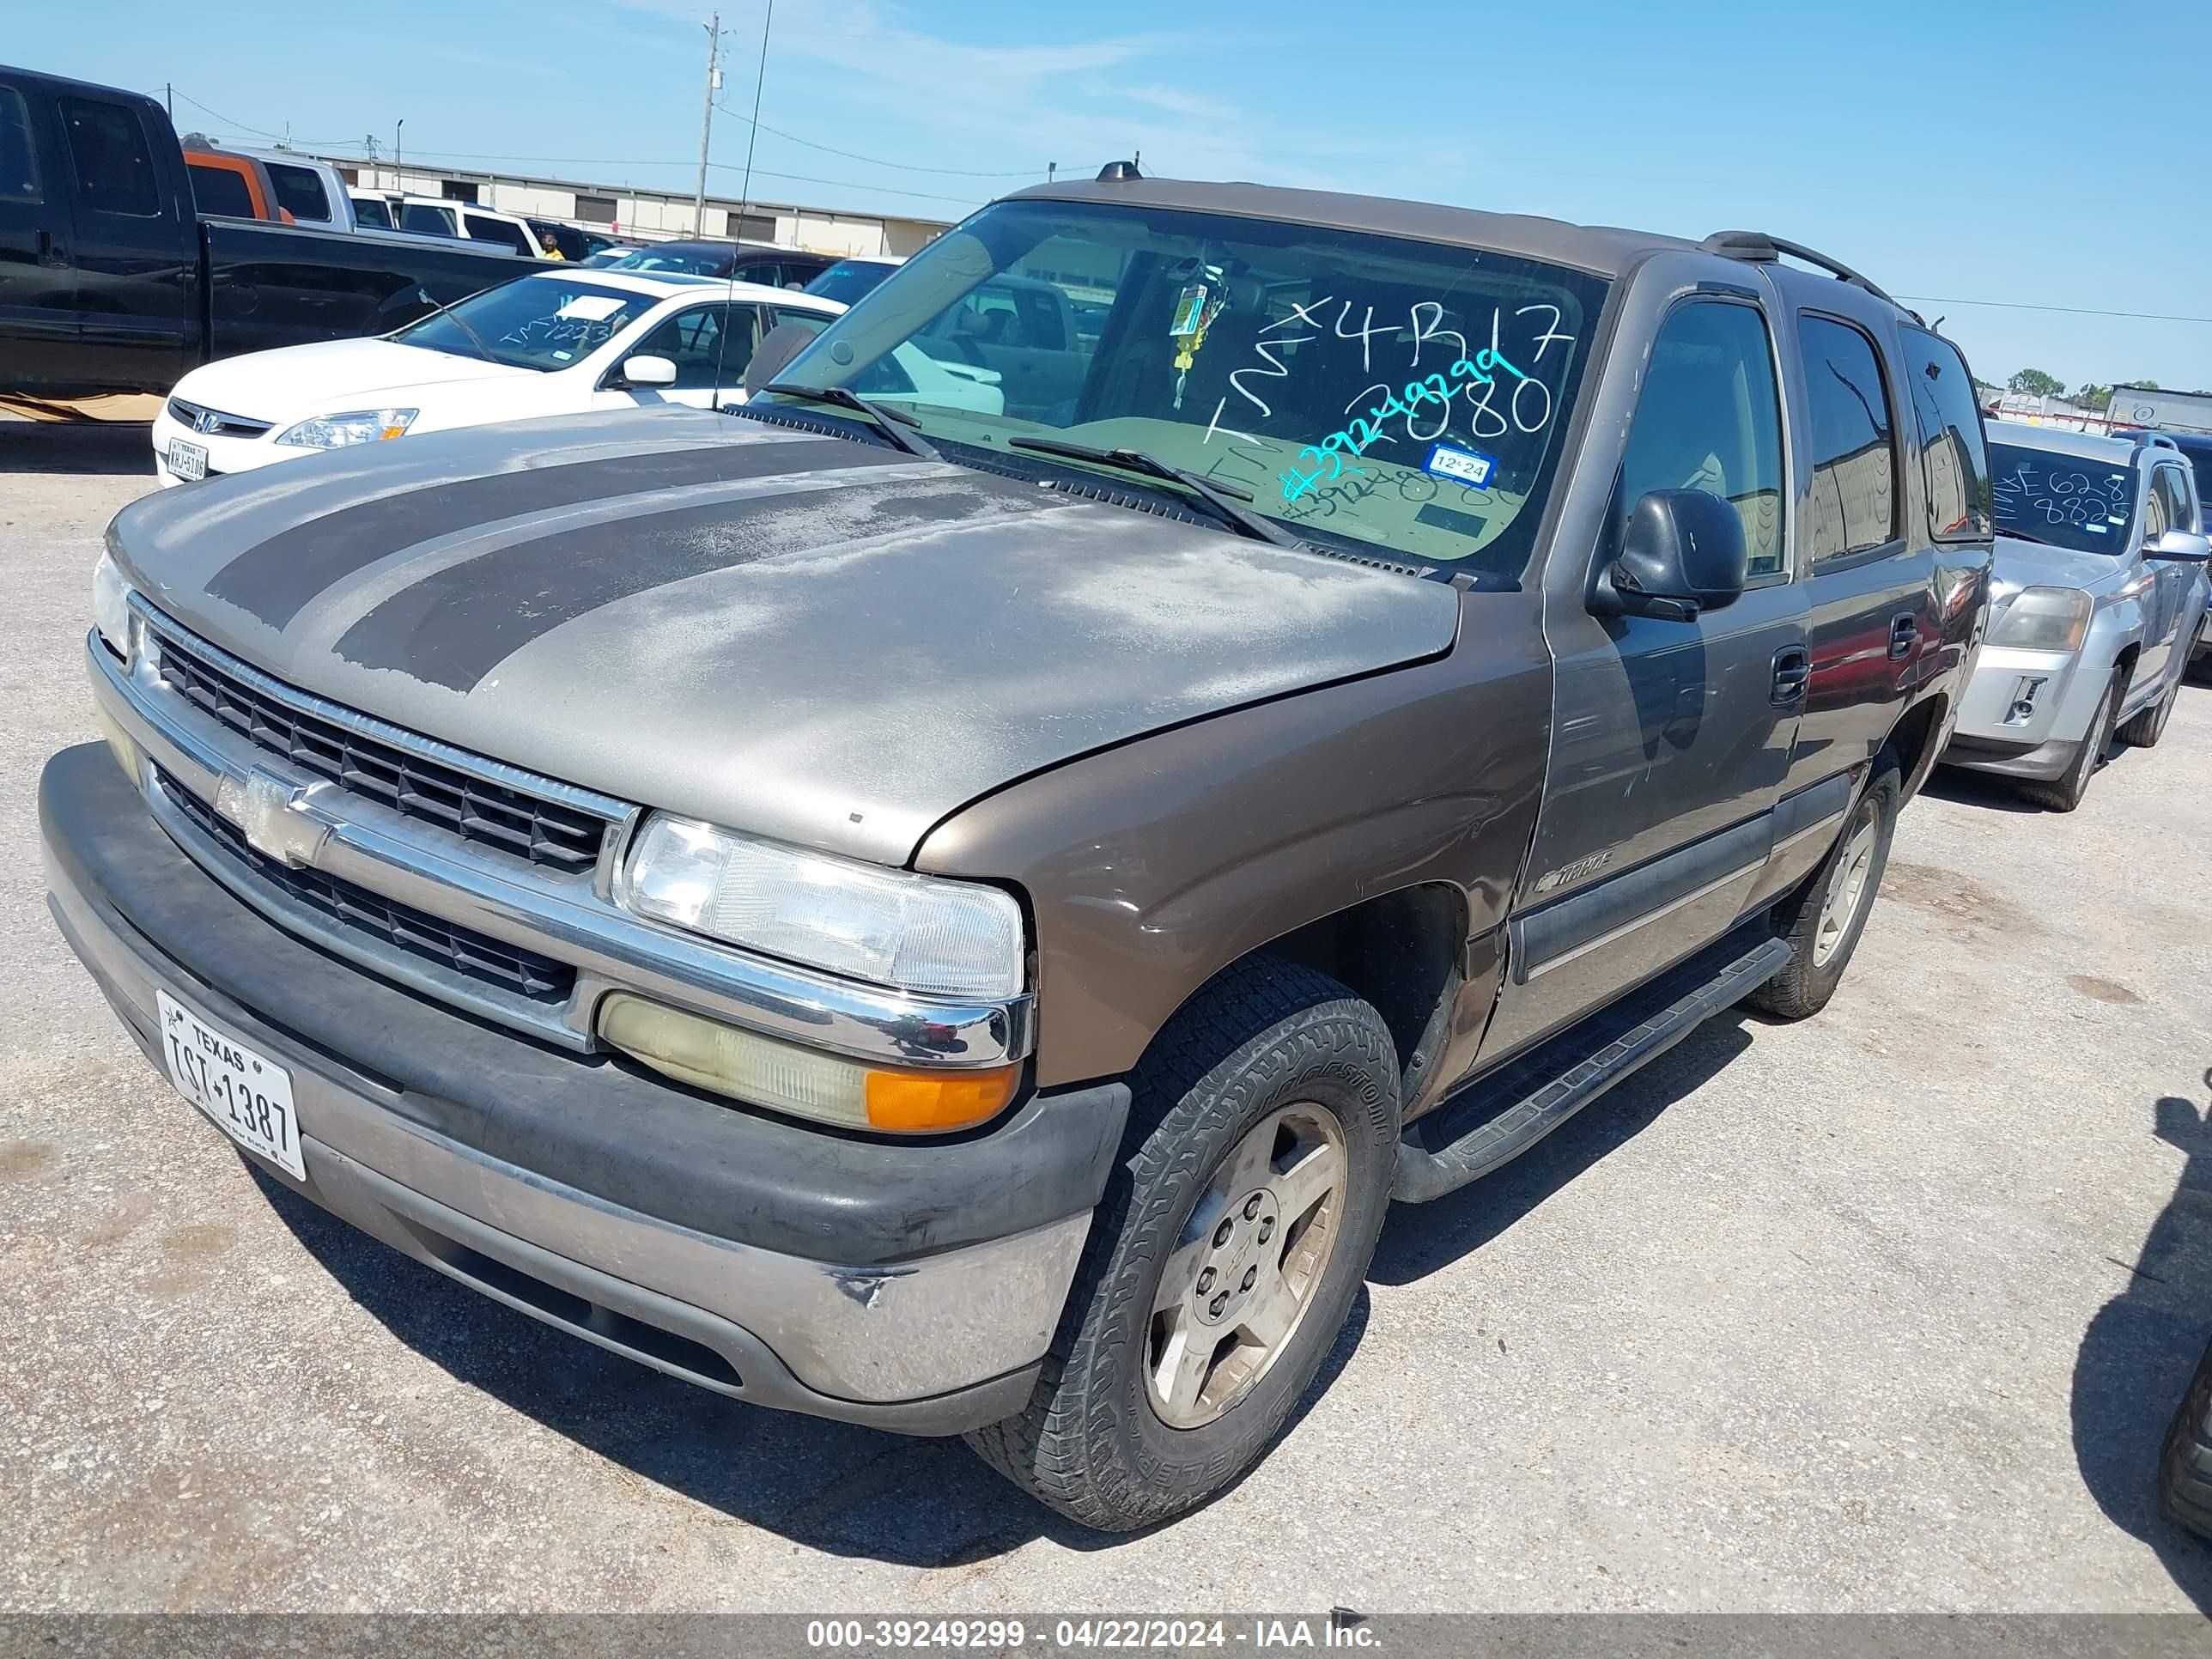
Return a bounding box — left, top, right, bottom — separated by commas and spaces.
108, 409, 1460, 866
172, 337, 535, 422
1990, 530, 2127, 597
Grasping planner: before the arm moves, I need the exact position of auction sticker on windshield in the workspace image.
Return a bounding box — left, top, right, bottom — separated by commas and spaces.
156, 989, 303, 1179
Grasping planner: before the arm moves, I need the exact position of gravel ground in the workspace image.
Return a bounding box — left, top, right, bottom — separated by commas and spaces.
3, 417, 2211, 1615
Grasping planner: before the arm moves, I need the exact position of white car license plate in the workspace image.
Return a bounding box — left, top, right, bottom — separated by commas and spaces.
166, 439, 207, 481
156, 988, 304, 1180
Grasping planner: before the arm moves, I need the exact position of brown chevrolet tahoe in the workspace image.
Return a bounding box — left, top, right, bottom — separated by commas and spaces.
45, 169, 1994, 1530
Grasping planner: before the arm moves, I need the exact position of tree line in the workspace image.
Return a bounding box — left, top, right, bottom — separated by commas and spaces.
1972, 370, 2160, 413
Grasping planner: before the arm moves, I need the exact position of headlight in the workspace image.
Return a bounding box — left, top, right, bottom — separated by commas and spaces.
621, 815, 1025, 1000
1990, 586, 2093, 652
92, 551, 133, 659
274, 408, 418, 449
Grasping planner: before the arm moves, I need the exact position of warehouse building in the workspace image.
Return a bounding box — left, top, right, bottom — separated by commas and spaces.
331, 158, 955, 256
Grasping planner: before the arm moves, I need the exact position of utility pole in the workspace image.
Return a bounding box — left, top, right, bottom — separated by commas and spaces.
395, 118, 405, 182
163, 82, 173, 119
693, 12, 721, 238
734, 0, 774, 241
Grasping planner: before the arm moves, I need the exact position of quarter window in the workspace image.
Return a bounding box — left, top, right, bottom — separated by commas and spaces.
187, 161, 254, 219
464, 213, 532, 254
58, 96, 158, 216
1615, 301, 1788, 578
0, 87, 41, 203
1899, 328, 1991, 542
1798, 314, 1899, 561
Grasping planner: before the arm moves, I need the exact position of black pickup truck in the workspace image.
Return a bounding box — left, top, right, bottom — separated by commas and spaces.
0, 64, 544, 399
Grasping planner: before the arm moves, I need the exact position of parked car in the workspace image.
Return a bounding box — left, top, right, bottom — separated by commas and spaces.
148, 271, 1000, 484
1941, 422, 2210, 809
802, 253, 903, 304
2137, 429, 2212, 680
228, 147, 359, 232
0, 64, 549, 398
380, 194, 538, 256
47, 173, 1988, 1533
182, 145, 290, 222
604, 238, 835, 289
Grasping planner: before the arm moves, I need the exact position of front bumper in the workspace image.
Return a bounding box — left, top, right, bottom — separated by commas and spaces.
1942, 642, 2097, 780
149, 409, 288, 488
42, 743, 1127, 1433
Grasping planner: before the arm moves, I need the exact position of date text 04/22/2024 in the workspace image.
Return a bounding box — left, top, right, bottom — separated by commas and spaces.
803, 1618, 1379, 1650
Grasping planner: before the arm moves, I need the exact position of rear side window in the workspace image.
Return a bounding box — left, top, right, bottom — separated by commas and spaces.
352, 196, 392, 228
1899, 328, 1991, 541
1797, 314, 1899, 560
732, 258, 784, 288
465, 213, 532, 254
265, 161, 330, 222
401, 202, 456, 236
0, 86, 40, 203
58, 96, 159, 216
1615, 300, 1788, 578
188, 161, 254, 218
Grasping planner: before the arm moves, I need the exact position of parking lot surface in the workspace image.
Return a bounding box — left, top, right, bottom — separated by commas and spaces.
4, 417, 2212, 1613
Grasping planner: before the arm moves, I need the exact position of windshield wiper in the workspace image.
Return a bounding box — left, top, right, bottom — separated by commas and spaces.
1006, 436, 1299, 549
759, 383, 940, 461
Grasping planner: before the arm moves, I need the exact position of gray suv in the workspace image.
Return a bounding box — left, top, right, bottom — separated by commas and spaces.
44, 174, 1990, 1530
1942, 422, 2210, 809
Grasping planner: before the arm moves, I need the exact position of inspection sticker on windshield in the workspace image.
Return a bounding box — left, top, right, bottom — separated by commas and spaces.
1423, 443, 1498, 489
2086, 521, 2109, 533
555, 295, 625, 321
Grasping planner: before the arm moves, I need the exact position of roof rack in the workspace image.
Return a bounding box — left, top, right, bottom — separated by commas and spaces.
1698, 231, 1904, 309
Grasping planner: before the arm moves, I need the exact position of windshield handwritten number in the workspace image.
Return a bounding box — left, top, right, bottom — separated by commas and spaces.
1282, 351, 1523, 502
1410, 301, 1468, 370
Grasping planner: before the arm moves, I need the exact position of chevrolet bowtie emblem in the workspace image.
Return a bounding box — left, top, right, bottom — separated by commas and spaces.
214, 768, 329, 867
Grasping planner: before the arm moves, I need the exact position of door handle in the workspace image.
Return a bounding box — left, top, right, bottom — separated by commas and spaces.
1887, 611, 1917, 660
36, 228, 68, 268
1771, 645, 1810, 706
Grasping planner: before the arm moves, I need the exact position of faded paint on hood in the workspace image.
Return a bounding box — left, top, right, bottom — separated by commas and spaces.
108, 408, 1461, 866
1990, 531, 2133, 599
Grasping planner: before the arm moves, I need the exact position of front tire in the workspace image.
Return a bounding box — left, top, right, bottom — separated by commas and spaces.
1744, 755, 1901, 1021
965, 957, 1401, 1532
2020, 668, 2122, 811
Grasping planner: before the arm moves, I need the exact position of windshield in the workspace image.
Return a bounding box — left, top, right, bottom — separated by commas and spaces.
806, 258, 899, 305
762, 198, 1610, 578
1990, 441, 2136, 555
390, 276, 659, 372
608, 245, 728, 276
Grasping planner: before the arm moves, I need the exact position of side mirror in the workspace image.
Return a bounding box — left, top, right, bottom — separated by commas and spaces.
2147, 528, 2210, 563
618, 354, 678, 388
1590, 489, 1748, 622
743, 320, 826, 397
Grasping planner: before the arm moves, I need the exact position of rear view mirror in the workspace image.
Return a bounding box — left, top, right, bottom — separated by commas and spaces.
2147, 528, 2211, 563
619, 354, 678, 387
743, 321, 825, 397
1590, 489, 1748, 622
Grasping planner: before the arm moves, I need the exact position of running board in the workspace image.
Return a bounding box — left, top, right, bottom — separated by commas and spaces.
1392, 932, 1793, 1203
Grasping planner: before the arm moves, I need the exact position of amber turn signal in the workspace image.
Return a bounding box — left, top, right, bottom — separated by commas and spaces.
865, 1063, 1021, 1133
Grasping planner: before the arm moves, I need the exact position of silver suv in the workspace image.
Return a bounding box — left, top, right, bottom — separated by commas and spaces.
1942, 422, 2210, 809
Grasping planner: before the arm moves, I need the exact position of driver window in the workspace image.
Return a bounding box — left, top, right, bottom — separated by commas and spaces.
633, 304, 757, 387
1615, 301, 1787, 578
2144, 469, 2172, 541
2154, 465, 2193, 536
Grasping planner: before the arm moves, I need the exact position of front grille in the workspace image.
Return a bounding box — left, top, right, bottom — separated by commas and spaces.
160, 769, 575, 1003
152, 630, 612, 874
166, 397, 274, 439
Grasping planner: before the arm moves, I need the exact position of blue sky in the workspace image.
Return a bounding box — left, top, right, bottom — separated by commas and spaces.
21, 0, 2212, 392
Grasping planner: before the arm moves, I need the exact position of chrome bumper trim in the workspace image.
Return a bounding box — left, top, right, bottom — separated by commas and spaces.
89, 629, 1033, 1069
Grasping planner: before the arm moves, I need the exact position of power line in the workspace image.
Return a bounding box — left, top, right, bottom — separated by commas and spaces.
712, 100, 1062, 179
167, 90, 285, 143
1896, 295, 2212, 327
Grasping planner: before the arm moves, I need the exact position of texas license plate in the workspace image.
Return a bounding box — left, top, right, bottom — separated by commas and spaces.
166, 439, 207, 481
156, 988, 304, 1179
